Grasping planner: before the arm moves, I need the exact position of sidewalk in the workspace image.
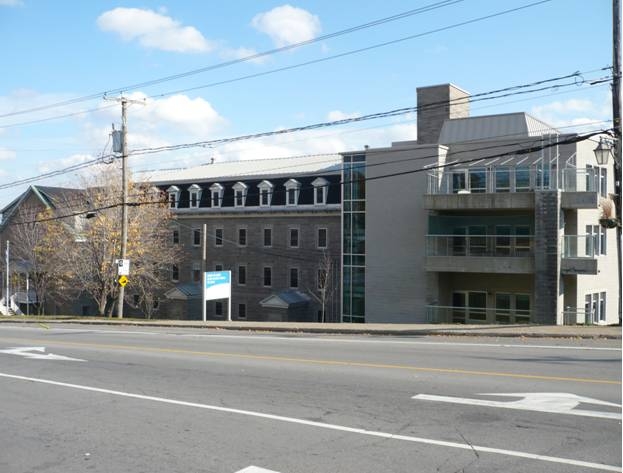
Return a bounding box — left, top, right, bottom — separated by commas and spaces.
1, 316, 621, 339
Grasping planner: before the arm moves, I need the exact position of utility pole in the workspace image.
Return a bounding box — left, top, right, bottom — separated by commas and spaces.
116, 98, 129, 319
5, 241, 9, 315
202, 222, 207, 322
612, 0, 622, 323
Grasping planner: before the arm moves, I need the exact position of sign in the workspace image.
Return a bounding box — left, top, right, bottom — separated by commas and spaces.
116, 259, 130, 276
0, 346, 85, 362
203, 270, 232, 322
235, 467, 281, 473
412, 392, 621, 420
204, 271, 231, 301
118, 275, 129, 287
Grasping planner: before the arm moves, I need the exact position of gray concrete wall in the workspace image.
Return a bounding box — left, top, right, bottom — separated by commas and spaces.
364, 143, 446, 323
416, 84, 470, 144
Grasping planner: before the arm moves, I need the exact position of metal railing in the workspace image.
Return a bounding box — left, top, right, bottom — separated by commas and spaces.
427, 166, 602, 195
562, 308, 593, 325
426, 234, 533, 257
425, 305, 532, 324
562, 235, 602, 258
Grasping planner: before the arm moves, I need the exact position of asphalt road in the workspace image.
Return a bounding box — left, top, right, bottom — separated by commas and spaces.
0, 324, 621, 473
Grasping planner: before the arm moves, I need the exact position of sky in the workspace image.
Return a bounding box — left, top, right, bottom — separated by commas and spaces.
0, 0, 616, 207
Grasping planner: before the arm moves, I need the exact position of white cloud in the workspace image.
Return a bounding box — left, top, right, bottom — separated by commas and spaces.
327, 110, 361, 121
219, 46, 267, 65
531, 96, 611, 130
0, 0, 23, 6
0, 147, 16, 160
251, 5, 321, 48
97, 8, 214, 53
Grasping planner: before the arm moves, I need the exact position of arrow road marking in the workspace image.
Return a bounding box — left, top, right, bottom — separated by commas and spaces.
412, 392, 621, 420
0, 346, 85, 362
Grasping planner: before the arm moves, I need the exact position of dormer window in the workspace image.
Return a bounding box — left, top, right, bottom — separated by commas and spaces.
284, 179, 301, 206
257, 180, 274, 207
209, 183, 224, 208
188, 184, 202, 208
312, 177, 329, 205
166, 185, 180, 209
233, 182, 248, 207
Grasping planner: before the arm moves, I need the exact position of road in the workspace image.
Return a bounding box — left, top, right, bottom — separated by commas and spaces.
0, 324, 621, 473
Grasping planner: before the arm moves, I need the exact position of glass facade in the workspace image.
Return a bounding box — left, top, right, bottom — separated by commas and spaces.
342, 153, 366, 323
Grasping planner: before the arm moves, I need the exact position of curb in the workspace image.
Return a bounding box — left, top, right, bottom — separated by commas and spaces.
1, 319, 620, 340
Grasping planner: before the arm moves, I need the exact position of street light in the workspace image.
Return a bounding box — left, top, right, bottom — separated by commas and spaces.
593, 138, 613, 165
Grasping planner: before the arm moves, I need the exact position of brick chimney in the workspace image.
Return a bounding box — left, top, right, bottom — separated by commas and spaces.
416, 84, 470, 144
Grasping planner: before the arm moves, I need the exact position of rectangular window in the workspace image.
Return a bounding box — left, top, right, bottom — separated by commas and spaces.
515, 226, 531, 255
263, 267, 272, 287
289, 228, 299, 248
263, 228, 272, 247
495, 167, 510, 192
172, 229, 179, 245
452, 171, 467, 193
585, 225, 600, 256
468, 168, 487, 193
468, 226, 487, 256
211, 191, 220, 207
514, 294, 531, 323
215, 263, 223, 271
238, 228, 247, 246
238, 303, 247, 319
169, 193, 176, 208
467, 291, 487, 321
215, 228, 223, 247
287, 188, 296, 205
260, 189, 270, 206
515, 166, 531, 192
495, 293, 512, 323
600, 167, 607, 197
193, 228, 201, 246
315, 186, 327, 204
289, 267, 299, 288
191, 262, 201, 282
171, 264, 179, 282
317, 228, 328, 249
600, 226, 607, 255
495, 226, 511, 256
215, 301, 223, 316
235, 190, 244, 207
190, 192, 199, 208
238, 265, 246, 285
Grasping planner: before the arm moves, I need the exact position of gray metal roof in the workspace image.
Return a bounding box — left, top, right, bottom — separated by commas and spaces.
438, 112, 559, 144
139, 154, 342, 185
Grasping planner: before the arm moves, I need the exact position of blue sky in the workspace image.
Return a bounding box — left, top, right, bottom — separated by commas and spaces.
0, 0, 615, 207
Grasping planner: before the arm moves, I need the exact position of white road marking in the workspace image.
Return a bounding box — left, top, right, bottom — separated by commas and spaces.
0, 346, 85, 362
0, 325, 619, 351
0, 372, 619, 472
235, 467, 281, 473
412, 392, 622, 420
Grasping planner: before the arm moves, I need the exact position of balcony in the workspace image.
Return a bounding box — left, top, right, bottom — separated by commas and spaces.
561, 235, 600, 275
425, 234, 534, 273
424, 165, 601, 210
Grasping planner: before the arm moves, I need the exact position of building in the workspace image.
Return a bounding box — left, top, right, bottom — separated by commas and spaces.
142, 154, 342, 322
341, 83, 620, 325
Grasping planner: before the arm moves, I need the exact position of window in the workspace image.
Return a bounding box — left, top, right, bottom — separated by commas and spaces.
495, 226, 511, 256
585, 225, 606, 256
495, 167, 510, 192
210, 183, 224, 208
171, 264, 179, 282
215, 301, 223, 316
289, 228, 299, 248
467, 226, 486, 256
515, 166, 531, 192
238, 303, 247, 319
312, 177, 329, 205
495, 293, 511, 323
191, 262, 201, 282
515, 226, 531, 255
468, 168, 486, 193
258, 180, 274, 207
263, 267, 272, 287
238, 228, 247, 246
188, 184, 202, 208
515, 294, 531, 323
166, 186, 180, 208
263, 227, 272, 247
451, 171, 466, 193
193, 228, 201, 246
215, 263, 223, 271
215, 228, 223, 247
317, 228, 328, 249
172, 228, 179, 245
317, 268, 327, 290
233, 182, 248, 207
238, 265, 246, 285
600, 167, 608, 197
289, 267, 299, 288
284, 179, 301, 205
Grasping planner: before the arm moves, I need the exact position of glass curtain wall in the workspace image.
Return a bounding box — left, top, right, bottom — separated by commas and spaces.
342, 154, 366, 323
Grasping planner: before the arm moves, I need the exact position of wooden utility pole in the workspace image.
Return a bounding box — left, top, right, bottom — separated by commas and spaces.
612, 0, 622, 323
116, 98, 129, 319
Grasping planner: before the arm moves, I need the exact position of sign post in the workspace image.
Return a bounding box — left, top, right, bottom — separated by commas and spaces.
203, 271, 232, 322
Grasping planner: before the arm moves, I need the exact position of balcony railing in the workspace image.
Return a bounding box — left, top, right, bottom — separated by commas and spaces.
425, 305, 532, 324
426, 234, 534, 257
562, 235, 602, 258
427, 166, 603, 195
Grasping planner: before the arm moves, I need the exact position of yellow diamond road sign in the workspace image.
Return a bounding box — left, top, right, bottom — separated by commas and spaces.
118, 275, 129, 287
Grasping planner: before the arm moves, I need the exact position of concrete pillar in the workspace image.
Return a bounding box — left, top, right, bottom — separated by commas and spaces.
533, 190, 562, 324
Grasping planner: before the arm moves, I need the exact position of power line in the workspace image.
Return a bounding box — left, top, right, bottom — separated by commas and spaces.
0, 0, 464, 121
7, 128, 607, 227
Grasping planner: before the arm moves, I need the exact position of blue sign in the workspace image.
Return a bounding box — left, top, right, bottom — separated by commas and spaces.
204, 271, 231, 301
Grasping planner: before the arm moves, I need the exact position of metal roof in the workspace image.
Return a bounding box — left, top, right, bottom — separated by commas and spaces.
438, 112, 559, 144
138, 154, 342, 186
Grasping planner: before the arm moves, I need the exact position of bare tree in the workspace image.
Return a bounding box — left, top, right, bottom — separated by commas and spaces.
307, 252, 336, 323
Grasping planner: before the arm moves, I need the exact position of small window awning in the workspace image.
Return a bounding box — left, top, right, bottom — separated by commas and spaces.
164, 283, 202, 301
260, 290, 310, 309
